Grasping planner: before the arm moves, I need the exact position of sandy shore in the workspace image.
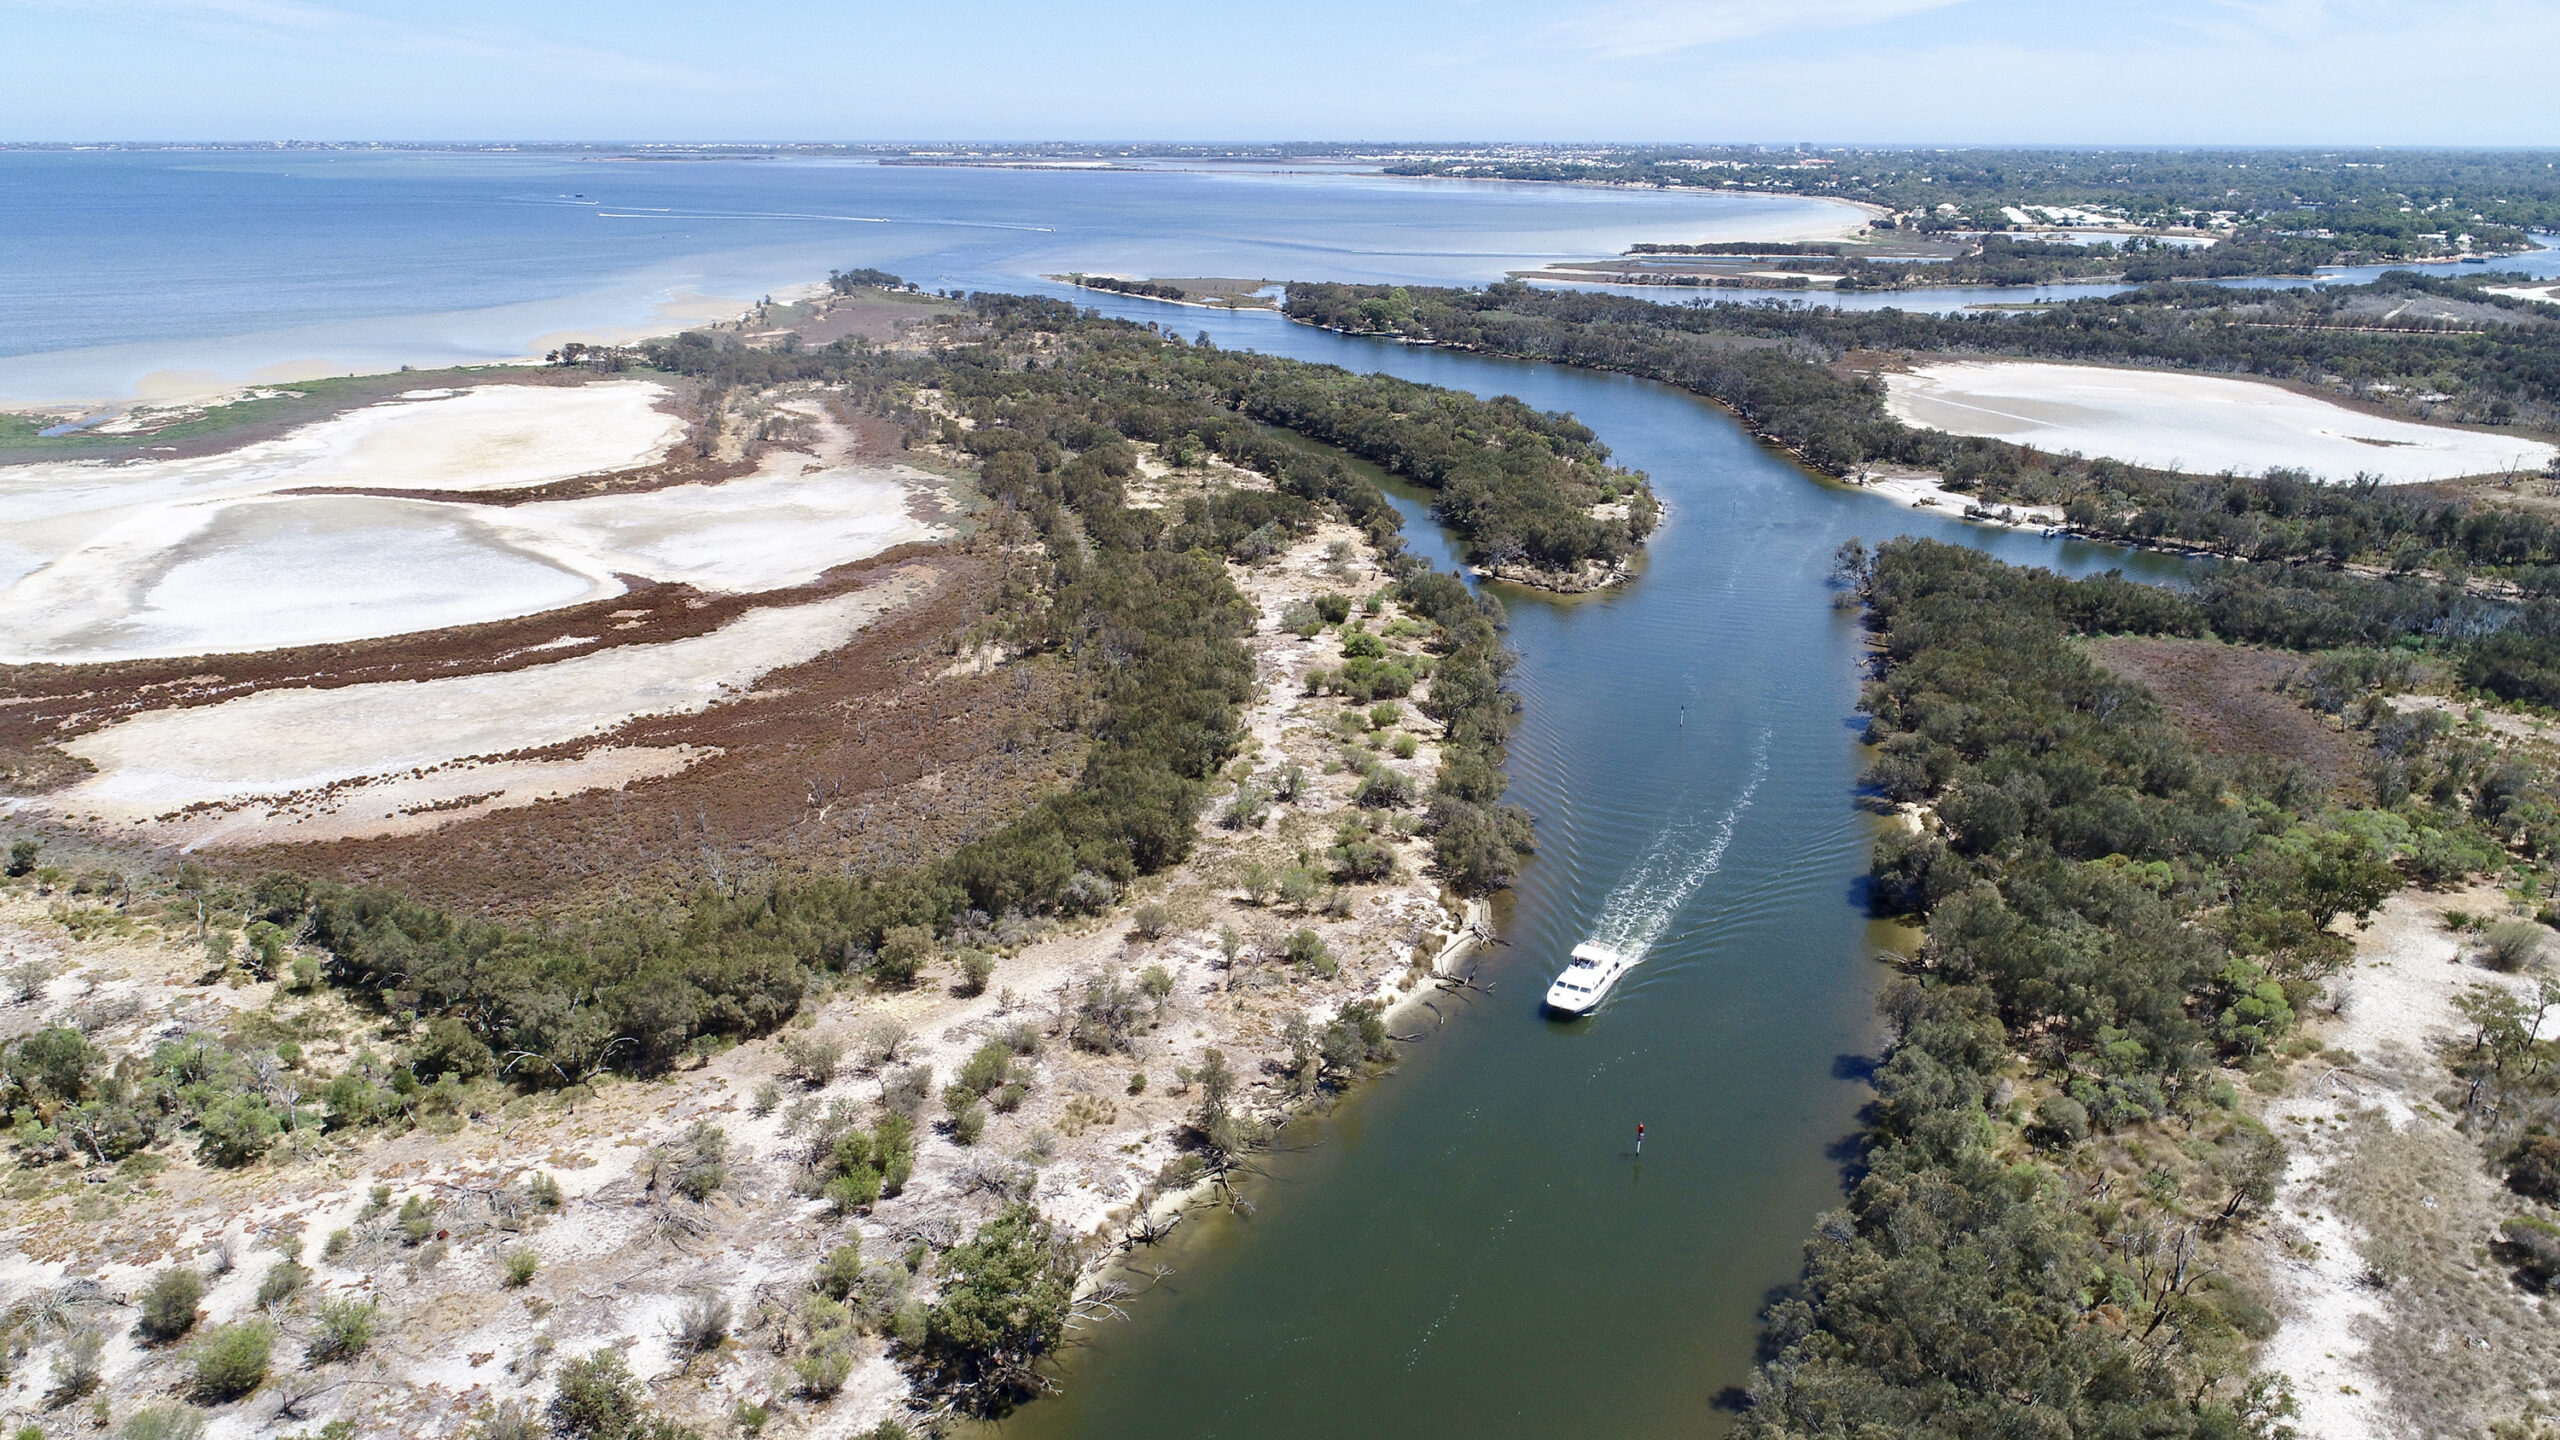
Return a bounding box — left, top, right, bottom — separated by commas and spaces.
1835, 468, 2062, 529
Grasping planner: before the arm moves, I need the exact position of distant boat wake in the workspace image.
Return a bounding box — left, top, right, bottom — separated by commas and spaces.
1587, 731, 1770, 965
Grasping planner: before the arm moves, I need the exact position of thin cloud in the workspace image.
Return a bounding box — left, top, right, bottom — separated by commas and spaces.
1559, 0, 1975, 59
6, 0, 754, 93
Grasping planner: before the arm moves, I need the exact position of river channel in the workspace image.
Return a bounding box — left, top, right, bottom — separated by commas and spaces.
4, 150, 2205, 1435
983, 302, 2199, 1439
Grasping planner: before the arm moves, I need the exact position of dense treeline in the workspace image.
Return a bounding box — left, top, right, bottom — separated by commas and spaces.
1282, 277, 2560, 696
181, 295, 1580, 1092
1743, 539, 2407, 1438
653, 293, 1652, 573
1623, 233, 2343, 291
1839, 233, 2339, 289
1061, 274, 1187, 301
1288, 275, 2560, 431
1384, 146, 2560, 252
1286, 278, 2560, 573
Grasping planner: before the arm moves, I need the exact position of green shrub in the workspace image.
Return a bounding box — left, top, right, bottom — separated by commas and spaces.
916, 1203, 1074, 1410
138, 1267, 204, 1342
2499, 1215, 2560, 1289
950, 1102, 987, 1146
190, 1321, 272, 1402
526, 1172, 564, 1211
1282, 929, 1332, 973
815, 1243, 864, 1301
793, 1346, 853, 1398
397, 1194, 436, 1245
117, 1407, 206, 1440
1313, 592, 1352, 625
2031, 1095, 2089, 1147
2483, 919, 2548, 973
872, 926, 933, 987
255, 1260, 306, 1308
953, 1041, 1013, 1100
194, 1094, 280, 1167
549, 1349, 645, 1438
503, 1248, 539, 1287
304, 1297, 376, 1365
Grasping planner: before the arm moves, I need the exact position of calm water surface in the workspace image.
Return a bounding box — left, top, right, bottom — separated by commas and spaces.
978, 301, 2195, 1440
5, 156, 2202, 1435
0, 151, 1847, 402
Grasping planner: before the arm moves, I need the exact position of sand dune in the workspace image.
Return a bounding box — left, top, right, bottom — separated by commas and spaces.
1882, 361, 2555, 484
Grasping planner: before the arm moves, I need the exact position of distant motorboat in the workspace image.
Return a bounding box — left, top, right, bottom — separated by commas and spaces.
1543, 942, 1632, 1016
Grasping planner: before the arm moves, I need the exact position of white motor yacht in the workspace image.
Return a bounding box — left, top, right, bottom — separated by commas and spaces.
1543, 942, 1631, 1016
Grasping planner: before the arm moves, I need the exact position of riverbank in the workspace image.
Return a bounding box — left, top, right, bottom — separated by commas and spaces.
0, 424, 1496, 1436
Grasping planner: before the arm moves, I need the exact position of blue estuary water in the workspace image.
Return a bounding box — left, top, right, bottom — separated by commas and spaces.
2, 151, 2204, 1437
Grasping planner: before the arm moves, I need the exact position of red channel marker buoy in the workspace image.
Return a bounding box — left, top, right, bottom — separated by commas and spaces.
1636, 1123, 1645, 1154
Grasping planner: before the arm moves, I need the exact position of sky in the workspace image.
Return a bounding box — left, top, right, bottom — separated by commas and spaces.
1, 0, 2554, 145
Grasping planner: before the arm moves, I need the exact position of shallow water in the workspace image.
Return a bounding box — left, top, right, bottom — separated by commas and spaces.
975, 302, 2195, 1440
5, 155, 2210, 1430
0, 152, 1853, 402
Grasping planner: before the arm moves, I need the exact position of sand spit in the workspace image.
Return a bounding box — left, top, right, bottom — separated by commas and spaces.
0, 387, 943, 663
1883, 361, 2556, 484
34, 570, 935, 848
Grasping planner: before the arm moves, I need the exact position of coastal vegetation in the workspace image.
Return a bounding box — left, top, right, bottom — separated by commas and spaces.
0, 287, 1584, 1427
1284, 277, 2560, 606
1754, 533, 2560, 1435
1747, 540, 2349, 1436
1593, 231, 2349, 291
1286, 273, 2560, 438
649, 293, 1653, 578
9, 294, 1582, 1109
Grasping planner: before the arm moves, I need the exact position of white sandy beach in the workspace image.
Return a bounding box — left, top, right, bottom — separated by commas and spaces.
1882, 361, 2556, 483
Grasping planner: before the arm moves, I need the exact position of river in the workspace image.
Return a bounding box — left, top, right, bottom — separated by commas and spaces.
3, 153, 2201, 1435
979, 298, 2197, 1439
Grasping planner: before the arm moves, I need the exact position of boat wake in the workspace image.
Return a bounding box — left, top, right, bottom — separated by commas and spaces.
1586, 731, 1770, 965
